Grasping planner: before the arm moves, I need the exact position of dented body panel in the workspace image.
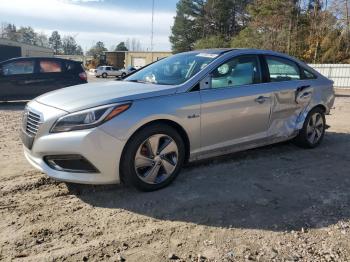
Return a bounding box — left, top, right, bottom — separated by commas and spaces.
23, 49, 335, 184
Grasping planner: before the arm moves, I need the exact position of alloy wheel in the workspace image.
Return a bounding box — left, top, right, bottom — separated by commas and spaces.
134, 134, 178, 184
306, 112, 324, 145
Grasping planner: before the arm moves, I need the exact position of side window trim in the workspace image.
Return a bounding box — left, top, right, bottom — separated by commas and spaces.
258, 54, 270, 83
299, 66, 318, 80
209, 54, 263, 90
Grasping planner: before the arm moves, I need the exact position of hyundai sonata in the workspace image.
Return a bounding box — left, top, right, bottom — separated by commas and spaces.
21, 49, 335, 191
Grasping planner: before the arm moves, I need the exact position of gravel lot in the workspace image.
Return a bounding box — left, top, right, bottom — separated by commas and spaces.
0, 94, 350, 261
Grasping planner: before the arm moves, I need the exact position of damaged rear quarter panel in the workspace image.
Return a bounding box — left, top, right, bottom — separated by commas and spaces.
267, 78, 331, 139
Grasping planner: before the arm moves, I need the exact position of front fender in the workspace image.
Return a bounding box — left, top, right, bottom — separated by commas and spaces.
99, 92, 201, 153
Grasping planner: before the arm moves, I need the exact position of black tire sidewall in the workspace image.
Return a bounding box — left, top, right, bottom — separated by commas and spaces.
102, 73, 107, 78
121, 124, 185, 191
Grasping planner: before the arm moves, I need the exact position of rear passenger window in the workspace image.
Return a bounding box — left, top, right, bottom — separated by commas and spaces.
266, 56, 300, 82
211, 55, 261, 89
2, 60, 34, 75
39, 60, 62, 73
302, 68, 317, 79
66, 61, 77, 71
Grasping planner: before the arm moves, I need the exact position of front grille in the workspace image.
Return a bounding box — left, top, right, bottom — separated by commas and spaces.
24, 110, 41, 136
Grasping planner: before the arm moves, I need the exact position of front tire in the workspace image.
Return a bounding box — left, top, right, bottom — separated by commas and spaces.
102, 73, 107, 78
294, 107, 326, 148
121, 124, 185, 191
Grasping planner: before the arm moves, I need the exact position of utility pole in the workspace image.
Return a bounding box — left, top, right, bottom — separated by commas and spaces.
151, 0, 155, 61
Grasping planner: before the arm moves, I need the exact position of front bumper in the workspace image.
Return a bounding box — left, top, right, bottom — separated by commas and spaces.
23, 101, 126, 185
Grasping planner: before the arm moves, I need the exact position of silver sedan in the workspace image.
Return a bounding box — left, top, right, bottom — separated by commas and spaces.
21, 49, 335, 191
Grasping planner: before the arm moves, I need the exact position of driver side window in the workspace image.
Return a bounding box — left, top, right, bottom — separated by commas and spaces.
211, 55, 261, 89
2, 60, 35, 76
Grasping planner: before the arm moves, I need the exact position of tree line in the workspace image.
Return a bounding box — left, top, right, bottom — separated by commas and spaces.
0, 23, 84, 55
0, 22, 143, 57
170, 0, 350, 63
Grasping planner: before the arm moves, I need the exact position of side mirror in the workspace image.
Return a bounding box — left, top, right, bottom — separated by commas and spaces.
200, 74, 212, 90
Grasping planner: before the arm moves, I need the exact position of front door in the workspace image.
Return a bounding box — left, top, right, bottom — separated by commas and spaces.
0, 59, 37, 101
199, 55, 272, 154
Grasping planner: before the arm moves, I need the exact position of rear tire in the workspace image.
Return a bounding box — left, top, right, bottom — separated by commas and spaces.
293, 107, 326, 148
121, 124, 185, 191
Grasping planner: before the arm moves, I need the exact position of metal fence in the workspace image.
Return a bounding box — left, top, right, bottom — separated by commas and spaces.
309, 64, 350, 89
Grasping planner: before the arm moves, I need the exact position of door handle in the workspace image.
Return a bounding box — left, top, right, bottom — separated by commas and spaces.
296, 85, 311, 92
255, 96, 269, 104
24, 79, 47, 84
300, 91, 312, 99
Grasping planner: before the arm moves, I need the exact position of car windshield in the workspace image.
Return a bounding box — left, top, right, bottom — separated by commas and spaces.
125, 52, 220, 85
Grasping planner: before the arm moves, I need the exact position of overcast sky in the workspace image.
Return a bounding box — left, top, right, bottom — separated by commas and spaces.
0, 0, 178, 51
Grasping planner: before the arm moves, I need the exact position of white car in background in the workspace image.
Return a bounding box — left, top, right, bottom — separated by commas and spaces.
95, 66, 121, 78
95, 66, 137, 78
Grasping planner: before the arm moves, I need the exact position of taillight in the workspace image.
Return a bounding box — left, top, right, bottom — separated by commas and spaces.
79, 72, 87, 81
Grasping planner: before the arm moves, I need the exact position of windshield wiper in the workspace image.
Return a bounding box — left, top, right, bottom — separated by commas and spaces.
124, 79, 149, 84
124, 79, 171, 85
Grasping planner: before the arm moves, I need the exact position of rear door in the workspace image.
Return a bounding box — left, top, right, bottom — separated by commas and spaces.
0, 59, 38, 100
62, 60, 86, 86
199, 55, 272, 153
36, 58, 65, 91
262, 55, 314, 137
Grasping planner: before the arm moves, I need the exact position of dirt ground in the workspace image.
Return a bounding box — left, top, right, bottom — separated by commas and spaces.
1, 95, 350, 262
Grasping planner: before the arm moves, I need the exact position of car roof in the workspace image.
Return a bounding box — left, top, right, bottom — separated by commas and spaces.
0, 57, 82, 64
182, 48, 235, 56
181, 48, 309, 66
182, 48, 297, 58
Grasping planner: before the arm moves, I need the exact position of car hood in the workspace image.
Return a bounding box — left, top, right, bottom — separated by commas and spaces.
35, 81, 178, 112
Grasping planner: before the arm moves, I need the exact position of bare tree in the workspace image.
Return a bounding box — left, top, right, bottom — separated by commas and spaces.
125, 38, 143, 51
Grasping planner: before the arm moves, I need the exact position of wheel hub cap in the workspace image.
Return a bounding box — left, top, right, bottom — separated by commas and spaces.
307, 112, 324, 144
134, 134, 178, 185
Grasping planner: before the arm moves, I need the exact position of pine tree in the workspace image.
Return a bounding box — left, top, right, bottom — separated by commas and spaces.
49, 31, 63, 55
169, 0, 204, 52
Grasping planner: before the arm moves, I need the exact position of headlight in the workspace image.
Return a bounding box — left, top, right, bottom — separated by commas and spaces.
50, 103, 131, 133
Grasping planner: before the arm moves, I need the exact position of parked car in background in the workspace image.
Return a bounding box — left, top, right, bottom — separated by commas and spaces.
88, 68, 97, 76
95, 66, 137, 78
0, 57, 87, 101
95, 66, 121, 78
22, 49, 335, 191
119, 66, 137, 76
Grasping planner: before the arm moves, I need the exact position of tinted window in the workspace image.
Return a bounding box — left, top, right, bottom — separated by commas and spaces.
66, 61, 80, 72
105, 67, 111, 71
302, 68, 317, 79
2, 60, 34, 75
211, 55, 261, 89
39, 60, 62, 73
266, 56, 300, 82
